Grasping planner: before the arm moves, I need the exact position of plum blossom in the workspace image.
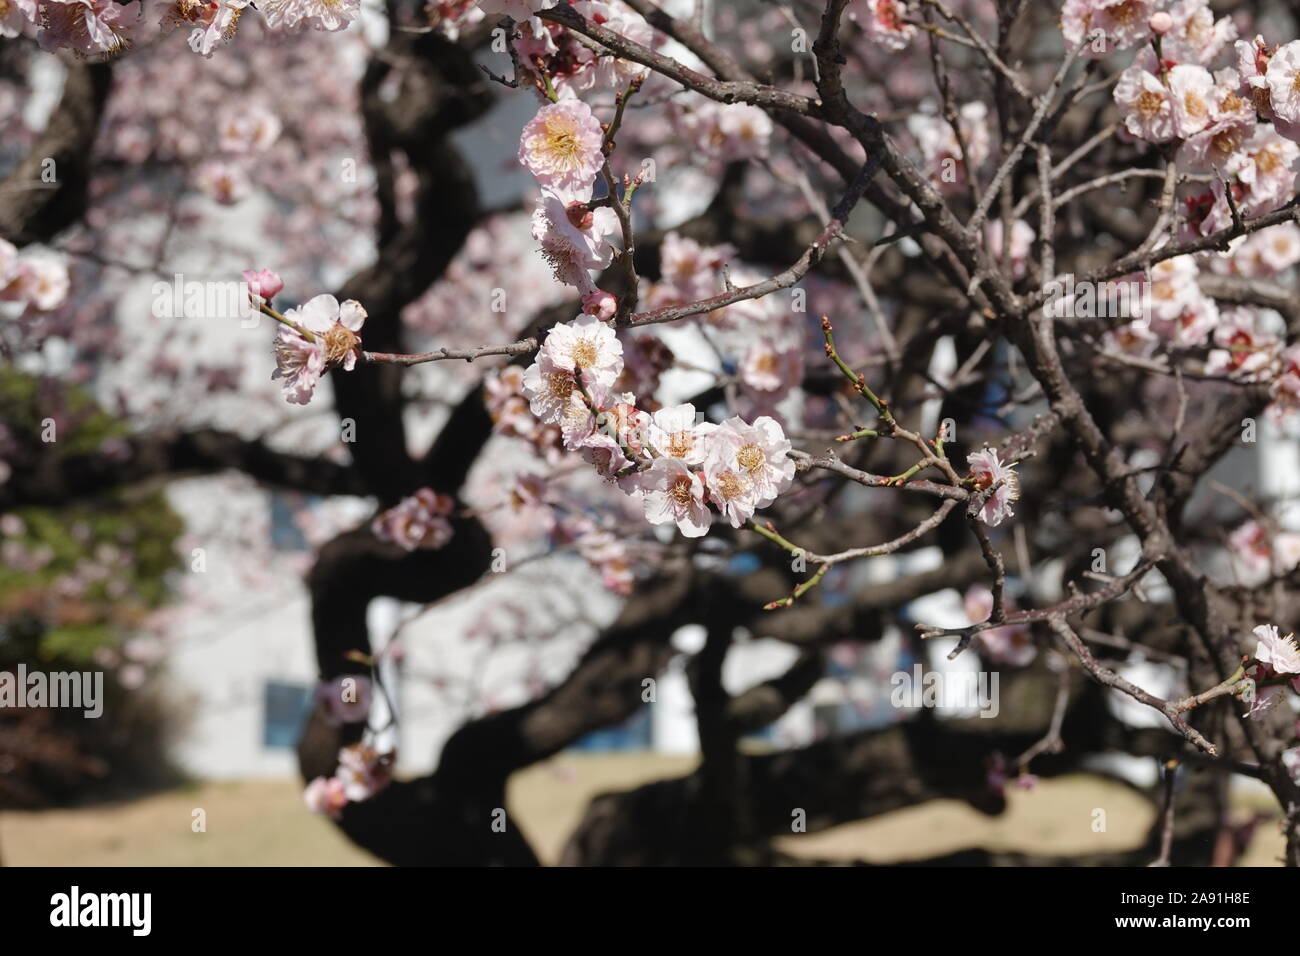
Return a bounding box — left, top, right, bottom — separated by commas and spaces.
582, 290, 617, 321
37, 0, 139, 56
303, 776, 348, 819
1266, 41, 1300, 128
1168, 65, 1217, 139
371, 489, 456, 551
650, 232, 736, 305
531, 190, 620, 291
569, 2, 652, 90
0, 256, 70, 311
703, 457, 757, 528
984, 219, 1035, 281
1114, 66, 1176, 143
1061, 0, 1155, 58
740, 340, 803, 396
967, 448, 1019, 527
193, 160, 250, 204
260, 0, 360, 32
647, 403, 711, 464
335, 744, 393, 802
1159, 0, 1236, 66
1271, 345, 1300, 417
1253, 624, 1300, 676
217, 104, 282, 152
272, 294, 367, 404
680, 102, 774, 163
849, 0, 915, 52
518, 100, 606, 199
577, 530, 634, 594
1204, 307, 1280, 379
1, 0, 34, 36
477, 0, 554, 19
159, 0, 247, 57
242, 268, 284, 306
908, 102, 990, 191
638, 457, 712, 538
706, 416, 795, 509
535, 313, 624, 388
1228, 519, 1300, 583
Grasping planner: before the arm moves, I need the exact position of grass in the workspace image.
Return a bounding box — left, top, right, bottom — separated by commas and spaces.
0, 753, 1285, 866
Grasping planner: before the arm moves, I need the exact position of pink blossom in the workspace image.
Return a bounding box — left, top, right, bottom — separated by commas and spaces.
193, 160, 250, 205
272, 328, 325, 405
1147, 11, 1171, 35
530, 190, 619, 291
303, 776, 348, 819
1204, 307, 1280, 379
1, 256, 70, 311
159, 0, 248, 57
242, 268, 284, 305
740, 340, 803, 396
1253, 624, 1300, 675
477, 0, 554, 19
371, 489, 456, 551
849, 0, 916, 51
983, 219, 1035, 280
682, 102, 774, 162
1114, 66, 1176, 143
647, 403, 711, 464
260, 0, 360, 31
37, 0, 138, 56
1159, 0, 1236, 66
1061, 0, 1155, 59
0, 0, 34, 36
536, 313, 624, 389
335, 744, 393, 802
638, 457, 712, 538
1266, 41, 1300, 128
582, 289, 617, 321
908, 102, 989, 191
706, 416, 795, 509
518, 100, 606, 199
217, 104, 282, 152
1168, 65, 1216, 139
577, 530, 634, 594
967, 448, 1019, 527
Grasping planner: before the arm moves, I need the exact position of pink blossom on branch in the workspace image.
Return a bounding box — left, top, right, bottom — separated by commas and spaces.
966, 448, 1020, 527
371, 489, 456, 551
518, 100, 606, 200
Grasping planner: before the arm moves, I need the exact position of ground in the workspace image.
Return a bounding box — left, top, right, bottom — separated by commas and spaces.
0, 754, 1285, 865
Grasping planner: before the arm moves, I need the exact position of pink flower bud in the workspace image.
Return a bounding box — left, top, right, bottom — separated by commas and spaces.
242, 268, 284, 302
582, 290, 617, 321
565, 202, 594, 230
1148, 11, 1173, 35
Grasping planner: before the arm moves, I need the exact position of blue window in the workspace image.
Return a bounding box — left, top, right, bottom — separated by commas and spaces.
263, 680, 314, 749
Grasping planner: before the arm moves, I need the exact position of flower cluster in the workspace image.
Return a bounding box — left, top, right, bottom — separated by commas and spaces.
20, 0, 362, 58
303, 743, 394, 820
519, 315, 796, 537
267, 290, 367, 405
371, 489, 456, 551
0, 239, 70, 312
1243, 624, 1300, 719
